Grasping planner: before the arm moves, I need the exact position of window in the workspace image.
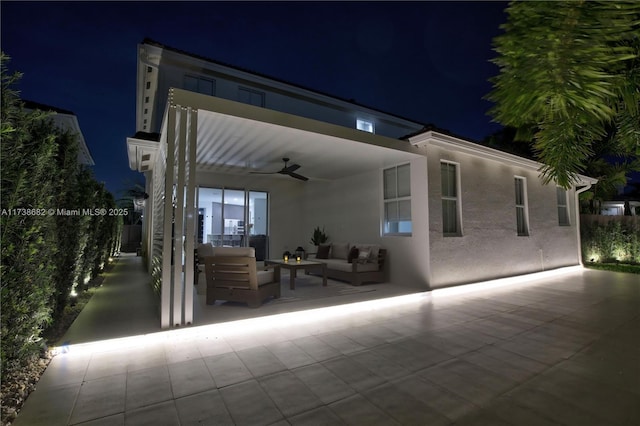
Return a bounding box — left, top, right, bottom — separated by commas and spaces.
441, 161, 461, 236
147, 66, 152, 73
356, 119, 374, 133
515, 177, 529, 236
557, 187, 570, 226
383, 164, 411, 235
146, 81, 151, 90
238, 87, 265, 107
184, 75, 215, 96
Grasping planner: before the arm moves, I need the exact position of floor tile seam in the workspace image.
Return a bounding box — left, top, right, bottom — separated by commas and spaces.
437, 350, 528, 386
216, 379, 287, 425
412, 373, 491, 413
120, 392, 179, 416
494, 339, 575, 366
207, 350, 283, 385
356, 383, 450, 425
68, 411, 124, 426
454, 324, 515, 345
494, 392, 572, 426
538, 358, 640, 396
474, 342, 553, 371
502, 375, 617, 424
51, 380, 83, 426
524, 328, 601, 351
165, 360, 217, 402
256, 373, 328, 419
387, 374, 487, 421
281, 403, 347, 424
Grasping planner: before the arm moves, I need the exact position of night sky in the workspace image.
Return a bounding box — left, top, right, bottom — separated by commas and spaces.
1, 1, 509, 196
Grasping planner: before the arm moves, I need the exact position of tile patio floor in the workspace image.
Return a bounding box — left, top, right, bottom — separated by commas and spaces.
13, 254, 640, 425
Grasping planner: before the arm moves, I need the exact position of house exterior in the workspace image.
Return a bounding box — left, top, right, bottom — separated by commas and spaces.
601, 199, 639, 216
24, 100, 95, 166
126, 39, 596, 328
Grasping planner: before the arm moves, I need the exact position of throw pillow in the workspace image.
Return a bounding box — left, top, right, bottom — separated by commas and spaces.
347, 246, 359, 263
331, 242, 350, 260
357, 249, 371, 264
354, 244, 379, 262
316, 244, 330, 259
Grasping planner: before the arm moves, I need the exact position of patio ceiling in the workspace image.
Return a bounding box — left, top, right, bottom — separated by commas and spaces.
188, 92, 425, 181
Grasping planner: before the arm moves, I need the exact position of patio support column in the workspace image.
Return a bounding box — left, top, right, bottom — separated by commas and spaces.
172, 106, 186, 326
161, 93, 198, 328
161, 106, 176, 328
183, 108, 197, 325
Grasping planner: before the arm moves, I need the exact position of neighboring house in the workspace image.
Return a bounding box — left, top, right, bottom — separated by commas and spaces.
24, 100, 95, 166
601, 199, 640, 216
126, 39, 596, 328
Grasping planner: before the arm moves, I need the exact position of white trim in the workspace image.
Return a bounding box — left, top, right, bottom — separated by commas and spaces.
440, 160, 463, 237
556, 186, 570, 226
514, 176, 530, 236
410, 130, 597, 186
126, 137, 159, 171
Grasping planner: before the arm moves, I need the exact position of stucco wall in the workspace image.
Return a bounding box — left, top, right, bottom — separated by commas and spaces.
426, 145, 580, 288
301, 157, 430, 289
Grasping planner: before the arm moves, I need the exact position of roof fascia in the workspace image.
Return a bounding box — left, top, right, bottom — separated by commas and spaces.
126, 137, 159, 171
409, 130, 597, 186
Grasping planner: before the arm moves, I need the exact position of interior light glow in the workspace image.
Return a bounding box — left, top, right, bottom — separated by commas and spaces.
55, 266, 583, 357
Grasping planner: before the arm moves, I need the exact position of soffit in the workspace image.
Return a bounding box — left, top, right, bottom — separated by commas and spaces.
167, 89, 425, 181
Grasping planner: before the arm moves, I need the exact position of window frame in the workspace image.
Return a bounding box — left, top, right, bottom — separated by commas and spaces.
238, 87, 265, 107
556, 187, 570, 226
382, 163, 412, 236
441, 161, 462, 237
515, 176, 530, 236
184, 75, 216, 96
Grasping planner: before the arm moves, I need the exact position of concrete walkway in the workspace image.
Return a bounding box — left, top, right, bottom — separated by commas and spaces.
14, 259, 640, 425
58, 253, 160, 345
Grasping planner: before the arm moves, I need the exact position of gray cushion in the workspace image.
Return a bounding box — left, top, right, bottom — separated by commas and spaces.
212, 246, 255, 257
257, 270, 275, 286
331, 242, 350, 260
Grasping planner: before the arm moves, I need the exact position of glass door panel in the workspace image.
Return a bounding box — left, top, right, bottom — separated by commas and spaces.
197, 188, 223, 245
248, 191, 268, 260
197, 188, 269, 257
223, 189, 245, 247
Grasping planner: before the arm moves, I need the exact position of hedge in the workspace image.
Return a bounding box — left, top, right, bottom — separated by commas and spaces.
1, 54, 120, 375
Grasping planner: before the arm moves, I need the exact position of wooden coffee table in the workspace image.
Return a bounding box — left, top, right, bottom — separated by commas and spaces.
264, 259, 327, 290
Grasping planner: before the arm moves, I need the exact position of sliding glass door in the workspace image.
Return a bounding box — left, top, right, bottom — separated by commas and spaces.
197, 187, 269, 260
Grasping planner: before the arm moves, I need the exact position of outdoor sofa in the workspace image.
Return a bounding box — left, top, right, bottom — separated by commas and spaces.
307, 242, 387, 286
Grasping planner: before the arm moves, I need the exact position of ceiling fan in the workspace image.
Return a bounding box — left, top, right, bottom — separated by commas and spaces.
251, 157, 309, 181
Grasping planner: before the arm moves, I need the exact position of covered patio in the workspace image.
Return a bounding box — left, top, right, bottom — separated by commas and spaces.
128, 88, 427, 328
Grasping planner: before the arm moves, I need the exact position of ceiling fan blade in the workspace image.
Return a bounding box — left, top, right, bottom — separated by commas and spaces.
282, 164, 301, 173
287, 171, 309, 181
251, 158, 307, 180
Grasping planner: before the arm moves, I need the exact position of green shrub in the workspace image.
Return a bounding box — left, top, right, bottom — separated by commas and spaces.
581, 219, 640, 264
1, 57, 59, 371
1, 54, 122, 375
